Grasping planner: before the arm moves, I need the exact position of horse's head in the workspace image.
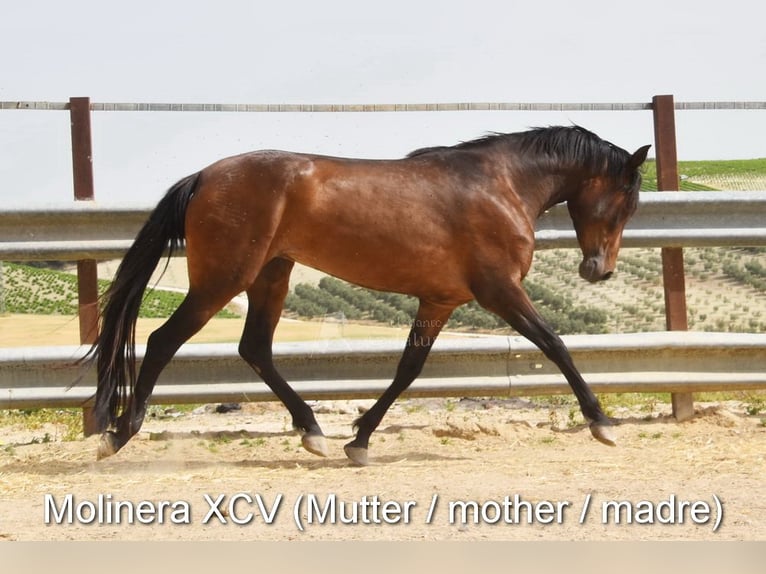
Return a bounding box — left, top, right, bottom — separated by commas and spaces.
568, 144, 651, 283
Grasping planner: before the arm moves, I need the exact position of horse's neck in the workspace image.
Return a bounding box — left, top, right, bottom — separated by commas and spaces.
512, 172, 579, 221
540, 181, 575, 214
497, 145, 587, 221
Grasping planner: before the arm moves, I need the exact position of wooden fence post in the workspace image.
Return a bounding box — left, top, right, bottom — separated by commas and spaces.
652, 94, 695, 422
69, 96, 100, 436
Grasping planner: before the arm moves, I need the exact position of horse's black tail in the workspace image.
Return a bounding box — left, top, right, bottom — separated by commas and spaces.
87, 172, 201, 432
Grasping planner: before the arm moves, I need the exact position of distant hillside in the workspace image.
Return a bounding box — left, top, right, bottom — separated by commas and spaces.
640, 158, 766, 191
281, 247, 766, 335
0, 263, 237, 319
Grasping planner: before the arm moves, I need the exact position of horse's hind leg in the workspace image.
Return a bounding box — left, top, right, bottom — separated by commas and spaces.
98, 288, 237, 459
238, 258, 328, 457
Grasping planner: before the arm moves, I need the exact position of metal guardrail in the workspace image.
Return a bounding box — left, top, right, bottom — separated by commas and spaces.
537, 190, 766, 249
1, 332, 765, 409
2, 191, 766, 261
0, 203, 149, 261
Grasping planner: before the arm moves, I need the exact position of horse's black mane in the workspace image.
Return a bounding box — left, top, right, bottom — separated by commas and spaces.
406, 125, 632, 178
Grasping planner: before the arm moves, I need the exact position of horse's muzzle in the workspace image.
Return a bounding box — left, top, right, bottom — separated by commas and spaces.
579, 258, 613, 283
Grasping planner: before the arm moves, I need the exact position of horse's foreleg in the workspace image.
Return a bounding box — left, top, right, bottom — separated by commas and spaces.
98, 291, 231, 459
475, 280, 616, 446
344, 300, 454, 466
239, 259, 328, 457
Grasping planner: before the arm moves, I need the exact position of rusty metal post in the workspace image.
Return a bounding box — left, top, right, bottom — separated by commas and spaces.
70, 97, 100, 435
652, 94, 694, 422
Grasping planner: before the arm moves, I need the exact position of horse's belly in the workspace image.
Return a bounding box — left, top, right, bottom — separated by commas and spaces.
282, 234, 472, 304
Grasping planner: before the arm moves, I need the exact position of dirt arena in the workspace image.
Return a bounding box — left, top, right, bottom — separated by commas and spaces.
1, 395, 763, 541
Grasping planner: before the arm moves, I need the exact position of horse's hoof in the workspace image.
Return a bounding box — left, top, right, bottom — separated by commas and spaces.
343, 443, 369, 466
301, 433, 329, 457
97, 432, 118, 460
590, 421, 617, 446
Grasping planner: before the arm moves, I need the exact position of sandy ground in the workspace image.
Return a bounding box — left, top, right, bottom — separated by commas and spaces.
0, 396, 763, 541
0, 313, 411, 347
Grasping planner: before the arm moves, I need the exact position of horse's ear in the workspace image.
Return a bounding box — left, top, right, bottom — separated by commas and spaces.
630, 145, 651, 169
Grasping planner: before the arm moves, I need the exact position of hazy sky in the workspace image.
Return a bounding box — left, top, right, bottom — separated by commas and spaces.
1, 0, 764, 203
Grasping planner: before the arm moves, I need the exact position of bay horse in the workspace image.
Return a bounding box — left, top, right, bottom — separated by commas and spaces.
89, 125, 650, 466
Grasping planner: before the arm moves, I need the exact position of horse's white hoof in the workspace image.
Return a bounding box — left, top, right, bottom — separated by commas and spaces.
97, 432, 118, 460
590, 422, 617, 446
301, 433, 329, 457
343, 444, 369, 466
